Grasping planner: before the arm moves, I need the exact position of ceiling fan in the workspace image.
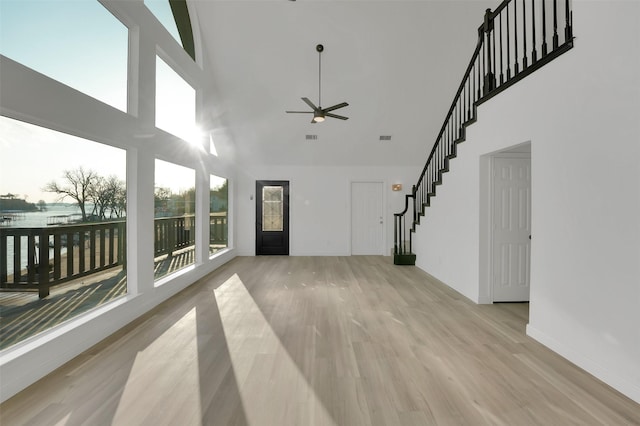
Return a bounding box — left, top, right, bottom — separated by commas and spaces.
286, 44, 349, 123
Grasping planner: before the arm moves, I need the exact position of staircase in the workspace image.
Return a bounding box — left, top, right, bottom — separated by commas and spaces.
394, 0, 574, 265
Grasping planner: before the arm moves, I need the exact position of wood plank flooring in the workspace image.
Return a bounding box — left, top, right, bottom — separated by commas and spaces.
1, 256, 639, 425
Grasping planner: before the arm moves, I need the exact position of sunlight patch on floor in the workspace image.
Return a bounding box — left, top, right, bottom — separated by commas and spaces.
215, 273, 337, 426
112, 307, 202, 424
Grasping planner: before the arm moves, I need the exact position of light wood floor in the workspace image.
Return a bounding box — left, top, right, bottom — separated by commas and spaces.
1, 256, 638, 425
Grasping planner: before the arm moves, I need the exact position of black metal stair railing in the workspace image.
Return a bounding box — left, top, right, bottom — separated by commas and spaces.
394, 0, 574, 264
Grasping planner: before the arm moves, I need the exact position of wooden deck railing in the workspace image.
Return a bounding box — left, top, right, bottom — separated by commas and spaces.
0, 213, 227, 298
0, 221, 126, 298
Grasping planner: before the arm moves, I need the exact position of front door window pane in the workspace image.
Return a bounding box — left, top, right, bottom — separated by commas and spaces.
262, 186, 283, 232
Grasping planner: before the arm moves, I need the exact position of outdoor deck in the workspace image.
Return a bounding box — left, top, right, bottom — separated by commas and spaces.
0, 248, 197, 351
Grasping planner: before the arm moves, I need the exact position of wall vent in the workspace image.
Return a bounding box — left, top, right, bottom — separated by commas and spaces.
379, 135, 392, 141
305, 134, 318, 140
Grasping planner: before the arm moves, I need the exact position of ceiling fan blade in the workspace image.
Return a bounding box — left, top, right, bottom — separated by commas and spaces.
286, 111, 313, 114
322, 102, 349, 113
325, 113, 349, 120
301, 97, 318, 110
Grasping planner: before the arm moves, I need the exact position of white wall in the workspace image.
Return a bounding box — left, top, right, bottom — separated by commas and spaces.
236, 165, 417, 256
413, 1, 640, 403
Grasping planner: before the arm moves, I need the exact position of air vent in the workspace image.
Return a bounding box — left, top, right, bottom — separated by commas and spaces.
306, 134, 318, 140
379, 135, 392, 141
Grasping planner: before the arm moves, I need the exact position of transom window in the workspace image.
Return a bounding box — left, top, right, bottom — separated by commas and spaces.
0, 0, 128, 112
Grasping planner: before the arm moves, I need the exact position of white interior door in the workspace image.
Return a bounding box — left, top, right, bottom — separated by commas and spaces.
492, 157, 531, 301
351, 182, 384, 255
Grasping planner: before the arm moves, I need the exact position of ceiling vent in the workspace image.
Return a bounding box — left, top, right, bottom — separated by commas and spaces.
379, 135, 392, 141
305, 134, 318, 141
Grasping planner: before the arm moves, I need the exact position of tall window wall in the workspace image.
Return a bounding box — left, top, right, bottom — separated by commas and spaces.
154, 160, 196, 281
0, 1, 231, 357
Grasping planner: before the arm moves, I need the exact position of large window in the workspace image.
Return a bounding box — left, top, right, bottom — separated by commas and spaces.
0, 116, 127, 350
154, 159, 196, 281
210, 175, 228, 255
155, 56, 197, 144
0, 0, 128, 112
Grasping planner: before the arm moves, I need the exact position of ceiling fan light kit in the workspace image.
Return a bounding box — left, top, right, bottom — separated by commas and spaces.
286, 44, 349, 123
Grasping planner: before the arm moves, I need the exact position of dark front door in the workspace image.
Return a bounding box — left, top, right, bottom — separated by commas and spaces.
256, 180, 289, 255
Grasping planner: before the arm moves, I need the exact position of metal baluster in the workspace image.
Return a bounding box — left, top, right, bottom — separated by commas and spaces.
522, 0, 528, 68
467, 72, 471, 119
452, 106, 456, 145
553, 0, 559, 49
474, 59, 478, 101
400, 215, 404, 254
481, 41, 486, 95
394, 216, 398, 254
506, 4, 511, 79
458, 98, 462, 139
499, 11, 504, 85
492, 17, 497, 88
514, 0, 520, 74
532, 0, 538, 63
483, 8, 495, 95
542, 0, 548, 56
565, 0, 572, 41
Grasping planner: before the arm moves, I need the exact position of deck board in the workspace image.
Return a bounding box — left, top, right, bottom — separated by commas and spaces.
0, 248, 196, 350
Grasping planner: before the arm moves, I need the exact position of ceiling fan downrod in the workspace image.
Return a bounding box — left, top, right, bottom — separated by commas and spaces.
317, 44, 323, 108
285, 43, 349, 123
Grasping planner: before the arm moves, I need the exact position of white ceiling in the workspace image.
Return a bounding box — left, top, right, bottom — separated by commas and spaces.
192, 1, 495, 167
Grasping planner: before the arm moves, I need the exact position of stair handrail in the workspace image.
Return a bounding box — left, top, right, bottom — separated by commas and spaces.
415, 26, 485, 192
393, 0, 574, 262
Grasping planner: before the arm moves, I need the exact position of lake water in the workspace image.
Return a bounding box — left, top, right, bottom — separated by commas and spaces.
2, 205, 81, 275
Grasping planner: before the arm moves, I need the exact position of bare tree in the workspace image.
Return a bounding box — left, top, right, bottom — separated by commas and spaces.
89, 175, 126, 219
43, 167, 98, 221
154, 187, 172, 216
111, 178, 127, 218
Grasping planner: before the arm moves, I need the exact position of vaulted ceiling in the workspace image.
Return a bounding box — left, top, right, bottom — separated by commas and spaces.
192, 1, 495, 167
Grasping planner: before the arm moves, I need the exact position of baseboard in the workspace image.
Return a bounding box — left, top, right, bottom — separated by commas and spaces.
526, 324, 640, 405
419, 269, 479, 305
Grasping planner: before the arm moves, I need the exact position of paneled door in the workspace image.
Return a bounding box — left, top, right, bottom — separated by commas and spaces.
492, 157, 531, 301
256, 181, 289, 255
351, 182, 384, 255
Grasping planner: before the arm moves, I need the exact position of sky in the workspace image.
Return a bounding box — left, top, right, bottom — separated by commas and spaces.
0, 116, 127, 203
0, 1, 212, 204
